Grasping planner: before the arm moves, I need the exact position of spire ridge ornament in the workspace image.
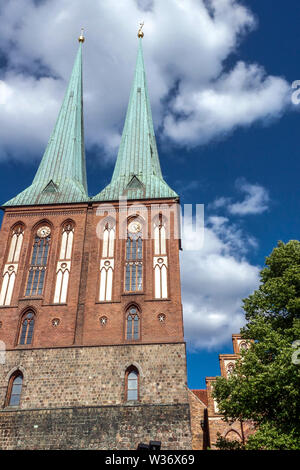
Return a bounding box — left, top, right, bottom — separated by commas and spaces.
78, 28, 85, 43
137, 22, 144, 38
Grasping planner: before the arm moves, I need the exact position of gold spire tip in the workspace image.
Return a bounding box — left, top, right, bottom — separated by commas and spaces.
137, 22, 144, 38
78, 28, 85, 43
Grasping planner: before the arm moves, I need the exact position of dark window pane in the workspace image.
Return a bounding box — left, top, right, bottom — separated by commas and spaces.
137, 264, 142, 290
36, 239, 44, 265
131, 264, 136, 291
31, 270, 40, 295
25, 271, 34, 296
9, 375, 23, 406
19, 320, 28, 345
31, 240, 38, 265
26, 320, 34, 344
42, 242, 49, 265
138, 238, 142, 259
125, 264, 131, 291
126, 239, 131, 260
127, 389, 138, 400
132, 240, 136, 259
9, 394, 20, 406
133, 317, 139, 339
38, 270, 45, 295
127, 316, 132, 339
14, 376, 23, 385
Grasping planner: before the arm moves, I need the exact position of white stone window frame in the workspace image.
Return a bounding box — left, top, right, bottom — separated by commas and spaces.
53, 224, 74, 304
99, 221, 115, 302
153, 256, 168, 299
0, 226, 24, 307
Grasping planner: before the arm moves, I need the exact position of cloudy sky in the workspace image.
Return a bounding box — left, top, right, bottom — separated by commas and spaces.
0, 0, 299, 387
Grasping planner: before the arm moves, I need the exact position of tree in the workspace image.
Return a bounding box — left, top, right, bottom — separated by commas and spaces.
213, 240, 300, 450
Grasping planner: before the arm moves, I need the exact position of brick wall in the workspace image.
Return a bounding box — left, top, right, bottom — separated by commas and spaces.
0, 200, 184, 349
188, 390, 208, 450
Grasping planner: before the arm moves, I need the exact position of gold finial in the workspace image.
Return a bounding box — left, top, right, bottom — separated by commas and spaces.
137, 22, 144, 38
78, 28, 85, 43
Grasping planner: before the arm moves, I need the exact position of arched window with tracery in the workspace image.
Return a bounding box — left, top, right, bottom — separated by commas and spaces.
6, 371, 23, 407
125, 366, 139, 401
153, 214, 168, 299
54, 222, 74, 304
0, 224, 24, 306
25, 224, 51, 297
126, 306, 140, 340
19, 311, 35, 345
125, 219, 143, 292
226, 362, 235, 376
239, 341, 249, 352
99, 218, 115, 301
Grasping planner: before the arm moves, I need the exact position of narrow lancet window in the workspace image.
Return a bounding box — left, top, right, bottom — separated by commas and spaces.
126, 306, 140, 340
125, 220, 143, 292
19, 312, 35, 345
126, 366, 139, 401
25, 225, 51, 297
6, 372, 23, 407
54, 223, 74, 304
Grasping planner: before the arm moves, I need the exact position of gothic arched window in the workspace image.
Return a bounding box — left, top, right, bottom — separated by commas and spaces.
239, 341, 249, 352
125, 219, 143, 292
126, 306, 140, 340
125, 366, 139, 401
6, 371, 23, 407
99, 219, 115, 302
25, 225, 51, 297
226, 362, 235, 376
54, 222, 74, 304
19, 312, 35, 345
0, 224, 24, 306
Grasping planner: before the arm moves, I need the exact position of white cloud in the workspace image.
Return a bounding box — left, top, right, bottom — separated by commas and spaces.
0, 0, 291, 162
229, 179, 270, 215
210, 179, 270, 216
164, 61, 289, 145
181, 215, 260, 350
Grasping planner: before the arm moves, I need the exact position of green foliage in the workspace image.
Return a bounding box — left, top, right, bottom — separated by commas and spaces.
214, 434, 245, 450
213, 241, 300, 450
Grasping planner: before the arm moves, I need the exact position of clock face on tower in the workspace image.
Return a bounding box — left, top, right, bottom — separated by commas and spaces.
128, 221, 142, 234
37, 226, 51, 238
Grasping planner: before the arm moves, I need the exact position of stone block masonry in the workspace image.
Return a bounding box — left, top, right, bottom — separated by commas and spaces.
0, 404, 191, 450
0, 343, 192, 449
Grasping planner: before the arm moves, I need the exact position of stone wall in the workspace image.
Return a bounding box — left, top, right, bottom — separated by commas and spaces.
0, 404, 191, 450
0, 342, 192, 449
0, 343, 189, 408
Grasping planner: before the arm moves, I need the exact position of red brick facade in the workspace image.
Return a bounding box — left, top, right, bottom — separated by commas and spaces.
0, 200, 184, 349
189, 334, 255, 449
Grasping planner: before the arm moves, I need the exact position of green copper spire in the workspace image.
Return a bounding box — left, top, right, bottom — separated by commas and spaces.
4, 39, 88, 207
93, 36, 178, 202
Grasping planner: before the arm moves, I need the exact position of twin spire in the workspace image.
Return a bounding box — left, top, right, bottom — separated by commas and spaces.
4, 28, 177, 207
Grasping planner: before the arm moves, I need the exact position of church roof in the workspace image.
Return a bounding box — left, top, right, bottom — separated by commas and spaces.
93, 37, 178, 202
4, 40, 88, 207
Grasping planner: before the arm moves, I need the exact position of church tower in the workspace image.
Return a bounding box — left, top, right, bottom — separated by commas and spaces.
0, 30, 192, 450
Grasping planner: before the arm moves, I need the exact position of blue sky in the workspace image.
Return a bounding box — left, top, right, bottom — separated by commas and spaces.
0, 0, 299, 388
